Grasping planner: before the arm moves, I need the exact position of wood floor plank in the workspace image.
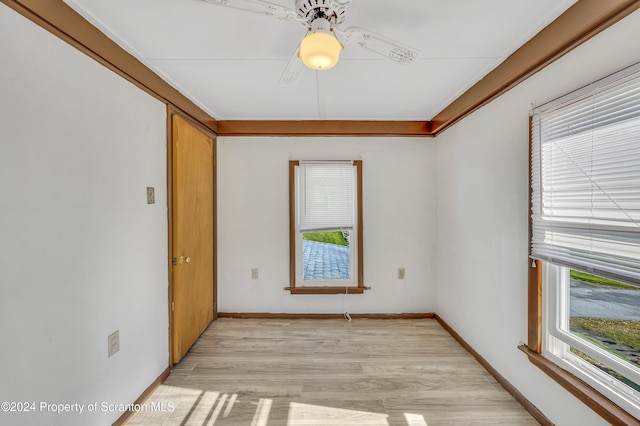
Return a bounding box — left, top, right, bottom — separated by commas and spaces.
126, 319, 539, 425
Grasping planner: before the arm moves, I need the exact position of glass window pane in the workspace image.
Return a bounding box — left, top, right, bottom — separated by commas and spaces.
569, 269, 640, 388
569, 346, 640, 392
302, 231, 350, 281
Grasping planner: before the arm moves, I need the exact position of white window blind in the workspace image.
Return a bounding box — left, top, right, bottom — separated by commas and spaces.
297, 161, 355, 232
531, 62, 640, 285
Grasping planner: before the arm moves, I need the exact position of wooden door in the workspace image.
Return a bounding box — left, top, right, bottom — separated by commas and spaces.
171, 114, 215, 364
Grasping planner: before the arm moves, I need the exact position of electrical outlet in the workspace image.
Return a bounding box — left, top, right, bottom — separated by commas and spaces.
251, 268, 259, 280
108, 330, 120, 357
146, 187, 155, 204
398, 268, 406, 279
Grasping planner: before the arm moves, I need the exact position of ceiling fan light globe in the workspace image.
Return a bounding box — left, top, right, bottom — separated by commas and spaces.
299, 31, 343, 70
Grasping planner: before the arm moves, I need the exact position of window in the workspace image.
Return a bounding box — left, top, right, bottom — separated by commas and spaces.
543, 265, 640, 416
287, 160, 365, 294
529, 62, 640, 421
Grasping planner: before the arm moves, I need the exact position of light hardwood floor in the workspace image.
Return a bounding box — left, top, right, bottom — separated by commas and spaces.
127, 319, 539, 425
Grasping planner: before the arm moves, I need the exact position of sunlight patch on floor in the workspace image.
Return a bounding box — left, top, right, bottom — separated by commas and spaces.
185, 390, 219, 425
223, 393, 238, 418
404, 412, 429, 426
128, 384, 424, 425
251, 398, 272, 426
288, 402, 389, 425
126, 385, 248, 425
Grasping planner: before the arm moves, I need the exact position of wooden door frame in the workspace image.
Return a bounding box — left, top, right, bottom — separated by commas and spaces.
166, 105, 218, 368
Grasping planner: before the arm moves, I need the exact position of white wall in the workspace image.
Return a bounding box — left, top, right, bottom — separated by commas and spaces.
435, 9, 640, 426
0, 5, 168, 426
217, 137, 436, 313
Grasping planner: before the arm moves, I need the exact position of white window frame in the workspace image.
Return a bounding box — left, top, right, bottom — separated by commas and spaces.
543, 264, 640, 418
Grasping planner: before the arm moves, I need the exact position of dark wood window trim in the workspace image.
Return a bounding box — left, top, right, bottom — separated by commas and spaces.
527, 113, 543, 355
287, 160, 365, 295
519, 343, 640, 426
525, 116, 640, 426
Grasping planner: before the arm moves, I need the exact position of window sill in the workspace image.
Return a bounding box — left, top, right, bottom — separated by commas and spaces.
518, 344, 639, 426
285, 286, 367, 295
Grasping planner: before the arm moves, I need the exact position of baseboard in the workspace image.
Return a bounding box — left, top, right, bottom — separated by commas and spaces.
434, 314, 553, 426
217, 312, 435, 319
112, 367, 170, 426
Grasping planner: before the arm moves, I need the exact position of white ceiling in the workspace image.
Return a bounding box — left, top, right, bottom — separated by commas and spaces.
63, 0, 578, 121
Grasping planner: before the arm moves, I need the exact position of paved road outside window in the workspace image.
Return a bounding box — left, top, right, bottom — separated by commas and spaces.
570, 281, 640, 320
302, 240, 350, 280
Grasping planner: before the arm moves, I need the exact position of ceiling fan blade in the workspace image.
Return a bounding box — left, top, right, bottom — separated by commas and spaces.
332, 0, 353, 24
202, 0, 295, 21
279, 47, 305, 86
339, 26, 418, 64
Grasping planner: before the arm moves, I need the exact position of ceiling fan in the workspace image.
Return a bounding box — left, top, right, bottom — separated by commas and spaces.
202, 0, 418, 85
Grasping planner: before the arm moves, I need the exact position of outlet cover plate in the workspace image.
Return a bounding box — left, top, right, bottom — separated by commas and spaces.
398, 268, 406, 279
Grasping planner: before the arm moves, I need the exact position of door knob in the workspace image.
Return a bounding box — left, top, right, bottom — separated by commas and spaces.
185, 256, 191, 263
177, 255, 191, 265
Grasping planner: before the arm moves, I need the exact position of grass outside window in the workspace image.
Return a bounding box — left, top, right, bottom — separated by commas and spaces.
302, 231, 348, 246
568, 270, 640, 394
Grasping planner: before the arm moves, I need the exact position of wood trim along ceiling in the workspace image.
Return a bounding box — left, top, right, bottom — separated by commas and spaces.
216, 120, 433, 137
218, 0, 640, 137
3, 0, 640, 136
0, 0, 217, 133
429, 0, 640, 136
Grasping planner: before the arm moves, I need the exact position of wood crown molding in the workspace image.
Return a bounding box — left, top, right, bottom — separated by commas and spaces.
429, 0, 640, 135
216, 120, 432, 137
210, 0, 640, 137
4, 0, 639, 137
1, 0, 217, 133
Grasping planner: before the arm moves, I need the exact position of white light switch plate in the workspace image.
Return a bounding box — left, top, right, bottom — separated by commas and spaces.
146, 187, 155, 204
